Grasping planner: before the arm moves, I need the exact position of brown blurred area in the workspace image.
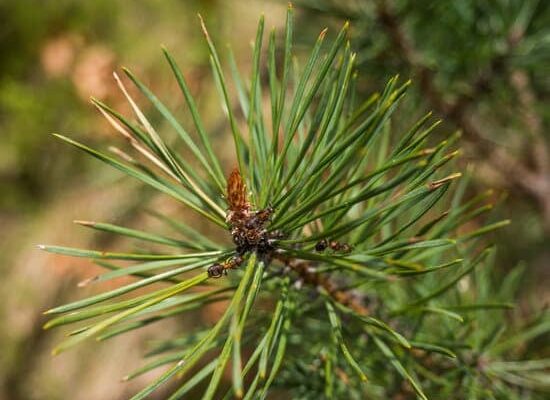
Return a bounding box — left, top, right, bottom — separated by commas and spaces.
0, 1, 285, 399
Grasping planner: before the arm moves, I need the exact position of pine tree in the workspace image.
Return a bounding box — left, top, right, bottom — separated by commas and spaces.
41, 7, 549, 399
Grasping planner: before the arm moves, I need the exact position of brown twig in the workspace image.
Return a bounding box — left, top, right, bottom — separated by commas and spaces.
275, 253, 369, 316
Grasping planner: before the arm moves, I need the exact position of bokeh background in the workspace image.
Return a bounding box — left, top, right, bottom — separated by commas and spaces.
0, 1, 547, 399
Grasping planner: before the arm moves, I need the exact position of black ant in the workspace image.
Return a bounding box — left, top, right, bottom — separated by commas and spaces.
207, 254, 245, 278
207, 263, 225, 278
314, 239, 352, 253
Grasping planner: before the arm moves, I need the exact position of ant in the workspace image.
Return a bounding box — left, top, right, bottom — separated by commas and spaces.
207, 254, 244, 278
207, 263, 225, 278
314, 239, 352, 253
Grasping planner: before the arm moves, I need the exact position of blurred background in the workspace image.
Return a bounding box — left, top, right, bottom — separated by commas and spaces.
0, 0, 547, 399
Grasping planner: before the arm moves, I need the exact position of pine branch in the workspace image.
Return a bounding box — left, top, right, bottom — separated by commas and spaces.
38, 7, 549, 399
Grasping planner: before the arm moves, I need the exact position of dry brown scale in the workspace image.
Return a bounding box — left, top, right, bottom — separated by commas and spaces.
207, 169, 283, 278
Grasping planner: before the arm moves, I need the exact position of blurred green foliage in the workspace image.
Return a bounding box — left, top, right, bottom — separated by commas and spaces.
294, 0, 550, 278
0, 0, 224, 212
1, 1, 113, 210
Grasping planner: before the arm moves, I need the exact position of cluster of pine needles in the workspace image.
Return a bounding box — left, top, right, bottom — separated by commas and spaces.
40, 6, 549, 400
